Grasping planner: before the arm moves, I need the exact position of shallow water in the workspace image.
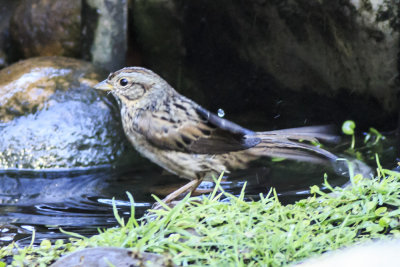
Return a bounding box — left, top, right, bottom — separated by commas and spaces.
0, 134, 397, 247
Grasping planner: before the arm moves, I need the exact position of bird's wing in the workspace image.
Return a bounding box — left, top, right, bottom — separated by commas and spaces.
135, 101, 261, 154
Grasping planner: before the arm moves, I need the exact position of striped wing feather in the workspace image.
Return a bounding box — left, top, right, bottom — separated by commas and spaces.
135, 103, 260, 154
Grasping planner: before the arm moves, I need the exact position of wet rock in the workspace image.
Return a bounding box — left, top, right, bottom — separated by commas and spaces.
131, 0, 399, 130
0, 56, 134, 170
82, 0, 128, 71
10, 0, 81, 58
50, 247, 175, 267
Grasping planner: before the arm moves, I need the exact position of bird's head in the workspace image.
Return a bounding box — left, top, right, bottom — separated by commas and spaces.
94, 67, 172, 107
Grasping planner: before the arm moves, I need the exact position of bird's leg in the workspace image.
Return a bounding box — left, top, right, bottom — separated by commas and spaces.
152, 178, 204, 209
161, 178, 203, 204
189, 177, 204, 195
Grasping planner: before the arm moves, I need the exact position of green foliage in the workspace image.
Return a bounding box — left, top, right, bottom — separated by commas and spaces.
0, 239, 74, 267
341, 121, 388, 162
2, 167, 400, 266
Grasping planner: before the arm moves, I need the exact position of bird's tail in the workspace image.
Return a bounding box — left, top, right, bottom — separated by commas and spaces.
249, 125, 340, 164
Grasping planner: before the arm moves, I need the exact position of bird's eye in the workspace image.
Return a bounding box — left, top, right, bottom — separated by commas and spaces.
119, 78, 129, 87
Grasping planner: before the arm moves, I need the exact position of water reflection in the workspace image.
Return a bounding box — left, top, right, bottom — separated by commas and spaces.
0, 167, 154, 246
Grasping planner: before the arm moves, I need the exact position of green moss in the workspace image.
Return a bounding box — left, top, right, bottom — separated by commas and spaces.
2, 160, 400, 266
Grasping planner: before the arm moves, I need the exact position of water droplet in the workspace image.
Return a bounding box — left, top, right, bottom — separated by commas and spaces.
217, 108, 225, 118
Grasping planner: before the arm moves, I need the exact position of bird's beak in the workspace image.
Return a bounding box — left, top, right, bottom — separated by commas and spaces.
93, 80, 113, 91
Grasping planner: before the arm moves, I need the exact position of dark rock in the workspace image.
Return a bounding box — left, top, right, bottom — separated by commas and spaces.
130, 0, 399, 130
10, 0, 81, 58
0, 50, 6, 69
130, 0, 189, 95
50, 247, 175, 267
0, 0, 21, 68
0, 56, 134, 170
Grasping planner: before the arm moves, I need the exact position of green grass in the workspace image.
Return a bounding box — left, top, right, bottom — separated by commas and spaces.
1, 157, 400, 266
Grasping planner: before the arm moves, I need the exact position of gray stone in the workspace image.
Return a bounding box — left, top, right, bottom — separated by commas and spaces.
296, 240, 400, 267
50, 247, 175, 267
82, 0, 128, 72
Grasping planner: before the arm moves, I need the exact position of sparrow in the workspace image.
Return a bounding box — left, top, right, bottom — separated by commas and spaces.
94, 67, 339, 204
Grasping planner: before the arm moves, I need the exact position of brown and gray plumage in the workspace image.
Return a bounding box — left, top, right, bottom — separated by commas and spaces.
94, 67, 339, 201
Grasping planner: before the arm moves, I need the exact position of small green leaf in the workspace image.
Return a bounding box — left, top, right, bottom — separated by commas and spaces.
54, 239, 64, 247
342, 120, 356, 135
310, 185, 320, 195
40, 239, 51, 250
374, 207, 387, 216
271, 157, 286, 162
112, 197, 125, 227
353, 174, 363, 184
378, 217, 390, 227
365, 201, 377, 212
